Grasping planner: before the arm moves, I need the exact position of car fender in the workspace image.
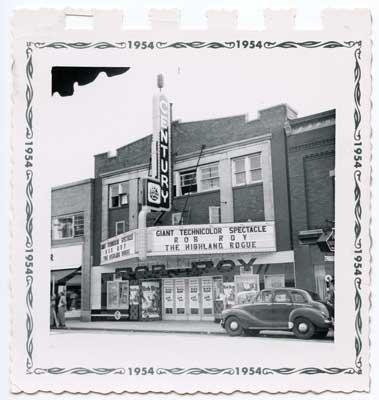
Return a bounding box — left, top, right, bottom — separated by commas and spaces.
223, 309, 259, 329
289, 307, 326, 328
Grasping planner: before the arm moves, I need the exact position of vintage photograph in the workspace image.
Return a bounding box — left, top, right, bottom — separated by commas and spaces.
49, 65, 336, 341
10, 8, 371, 394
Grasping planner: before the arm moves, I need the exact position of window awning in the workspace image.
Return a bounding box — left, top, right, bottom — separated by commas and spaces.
51, 267, 81, 285
66, 274, 81, 286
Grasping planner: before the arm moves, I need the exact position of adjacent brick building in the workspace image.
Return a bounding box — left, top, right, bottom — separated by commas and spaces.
51, 179, 94, 321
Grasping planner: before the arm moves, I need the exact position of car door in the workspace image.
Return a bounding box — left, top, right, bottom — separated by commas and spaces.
244, 290, 273, 328
271, 289, 294, 328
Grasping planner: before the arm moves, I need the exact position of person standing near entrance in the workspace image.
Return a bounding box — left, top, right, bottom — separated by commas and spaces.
57, 290, 67, 328
50, 293, 59, 328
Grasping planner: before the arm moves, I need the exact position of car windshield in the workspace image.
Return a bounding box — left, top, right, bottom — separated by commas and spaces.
308, 291, 322, 301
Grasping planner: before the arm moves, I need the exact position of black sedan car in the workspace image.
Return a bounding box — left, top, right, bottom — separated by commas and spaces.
220, 288, 333, 339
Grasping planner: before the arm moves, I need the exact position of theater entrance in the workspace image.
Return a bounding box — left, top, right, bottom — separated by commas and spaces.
162, 277, 215, 321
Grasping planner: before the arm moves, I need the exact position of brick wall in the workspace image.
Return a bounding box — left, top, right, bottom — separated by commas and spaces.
232, 183, 265, 222
287, 122, 335, 246
304, 153, 335, 229
108, 206, 130, 236
149, 190, 221, 226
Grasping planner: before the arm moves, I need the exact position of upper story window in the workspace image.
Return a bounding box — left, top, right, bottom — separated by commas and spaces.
172, 212, 183, 225
176, 162, 220, 196
52, 213, 84, 240
199, 163, 219, 191
115, 220, 125, 236
232, 153, 262, 186
180, 170, 197, 195
109, 182, 128, 208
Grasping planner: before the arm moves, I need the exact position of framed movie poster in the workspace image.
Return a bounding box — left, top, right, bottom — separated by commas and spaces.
118, 281, 129, 309
129, 285, 140, 306
234, 274, 260, 304
140, 280, 161, 320
106, 281, 119, 310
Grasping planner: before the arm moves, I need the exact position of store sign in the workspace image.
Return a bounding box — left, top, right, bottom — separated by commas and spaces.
145, 94, 171, 211
147, 221, 276, 256
317, 228, 335, 253
51, 244, 82, 270
100, 230, 136, 265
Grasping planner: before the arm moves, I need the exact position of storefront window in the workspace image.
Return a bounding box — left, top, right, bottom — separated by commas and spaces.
52, 213, 84, 240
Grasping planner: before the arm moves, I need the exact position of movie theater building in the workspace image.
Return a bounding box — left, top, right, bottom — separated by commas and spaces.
286, 109, 335, 300
90, 104, 300, 321
51, 179, 94, 321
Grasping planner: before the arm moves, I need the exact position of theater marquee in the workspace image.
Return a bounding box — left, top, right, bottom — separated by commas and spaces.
147, 221, 276, 256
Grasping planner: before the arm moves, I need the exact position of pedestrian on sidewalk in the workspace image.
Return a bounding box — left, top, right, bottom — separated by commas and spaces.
57, 290, 67, 328
325, 277, 335, 322
50, 293, 59, 328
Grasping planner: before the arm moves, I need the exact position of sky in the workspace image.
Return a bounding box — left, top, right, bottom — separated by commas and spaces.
47, 47, 335, 187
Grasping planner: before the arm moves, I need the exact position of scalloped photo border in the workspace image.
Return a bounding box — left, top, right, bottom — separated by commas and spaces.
23, 40, 364, 378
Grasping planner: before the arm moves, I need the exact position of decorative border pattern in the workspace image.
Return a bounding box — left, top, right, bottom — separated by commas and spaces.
23, 40, 364, 378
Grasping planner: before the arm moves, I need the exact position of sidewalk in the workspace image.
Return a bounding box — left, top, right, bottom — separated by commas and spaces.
57, 320, 334, 339
63, 319, 225, 335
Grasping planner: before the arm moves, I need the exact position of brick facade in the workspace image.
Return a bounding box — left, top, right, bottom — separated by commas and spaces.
51, 103, 336, 321
286, 110, 335, 292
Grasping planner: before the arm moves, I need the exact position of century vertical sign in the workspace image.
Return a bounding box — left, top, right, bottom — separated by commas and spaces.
145, 92, 172, 211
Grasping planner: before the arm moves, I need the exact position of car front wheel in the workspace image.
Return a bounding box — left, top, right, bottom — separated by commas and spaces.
293, 317, 316, 339
225, 316, 243, 336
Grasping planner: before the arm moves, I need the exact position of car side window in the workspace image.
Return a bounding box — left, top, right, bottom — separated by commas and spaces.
273, 290, 291, 303
255, 292, 272, 303
291, 291, 307, 304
